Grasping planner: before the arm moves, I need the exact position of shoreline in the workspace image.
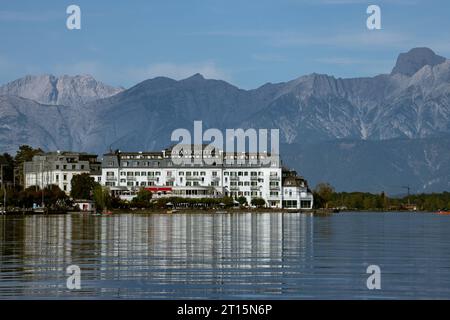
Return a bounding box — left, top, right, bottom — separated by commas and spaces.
0, 208, 434, 216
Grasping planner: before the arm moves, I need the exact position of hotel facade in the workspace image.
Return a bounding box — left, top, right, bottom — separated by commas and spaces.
23, 145, 313, 210
24, 152, 101, 194
98, 145, 314, 209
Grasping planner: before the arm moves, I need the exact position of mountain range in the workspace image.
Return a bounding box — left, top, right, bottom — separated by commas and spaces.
1, 47, 450, 194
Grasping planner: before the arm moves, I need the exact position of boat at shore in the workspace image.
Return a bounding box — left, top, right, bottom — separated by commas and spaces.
437, 209, 450, 215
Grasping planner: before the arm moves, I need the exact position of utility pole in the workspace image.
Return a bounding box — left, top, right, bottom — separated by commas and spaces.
402, 185, 411, 205
1, 164, 5, 213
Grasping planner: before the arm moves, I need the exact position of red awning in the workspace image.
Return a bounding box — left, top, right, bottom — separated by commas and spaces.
145, 187, 172, 192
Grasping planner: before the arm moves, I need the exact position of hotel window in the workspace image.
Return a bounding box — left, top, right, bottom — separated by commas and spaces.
141, 171, 147, 176
224, 172, 229, 176
63, 165, 67, 170
135, 172, 140, 176
244, 172, 248, 176
120, 179, 126, 183
200, 171, 206, 176
167, 171, 172, 176
63, 185, 67, 191
238, 172, 243, 176
179, 171, 184, 176
63, 174, 67, 181
127, 182, 133, 186
56, 174, 59, 181
212, 171, 218, 177
56, 165, 59, 169
121, 172, 126, 176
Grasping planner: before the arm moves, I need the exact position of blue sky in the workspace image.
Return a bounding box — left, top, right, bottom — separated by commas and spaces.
0, 0, 449, 89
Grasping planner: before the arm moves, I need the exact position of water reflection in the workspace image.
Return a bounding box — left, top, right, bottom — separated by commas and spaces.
1, 212, 450, 299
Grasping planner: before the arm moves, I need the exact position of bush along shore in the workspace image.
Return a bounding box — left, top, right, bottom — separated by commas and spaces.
2, 171, 450, 215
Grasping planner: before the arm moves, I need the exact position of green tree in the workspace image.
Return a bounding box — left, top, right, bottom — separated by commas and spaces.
14, 145, 43, 187
0, 153, 14, 184
314, 183, 335, 208
251, 197, 266, 208
236, 196, 247, 206
131, 188, 153, 208
93, 185, 111, 211
70, 173, 98, 200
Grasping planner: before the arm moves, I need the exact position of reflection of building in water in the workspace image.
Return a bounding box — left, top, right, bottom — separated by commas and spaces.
1, 213, 315, 298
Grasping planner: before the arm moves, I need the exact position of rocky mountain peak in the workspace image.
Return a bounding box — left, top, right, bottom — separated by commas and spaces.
0, 74, 123, 107
391, 47, 446, 77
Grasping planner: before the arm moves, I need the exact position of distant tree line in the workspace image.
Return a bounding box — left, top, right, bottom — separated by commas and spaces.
313, 182, 450, 211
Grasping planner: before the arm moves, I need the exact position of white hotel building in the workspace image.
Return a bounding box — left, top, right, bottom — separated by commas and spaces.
98, 145, 313, 209
24, 152, 101, 195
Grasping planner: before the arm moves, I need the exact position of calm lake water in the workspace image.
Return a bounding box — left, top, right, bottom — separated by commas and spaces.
1, 212, 450, 299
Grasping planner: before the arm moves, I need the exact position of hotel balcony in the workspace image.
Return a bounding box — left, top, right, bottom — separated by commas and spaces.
269, 175, 280, 181
186, 176, 202, 181
147, 176, 158, 181
270, 186, 280, 191
250, 185, 260, 191
126, 176, 136, 181
229, 176, 239, 181
106, 176, 117, 181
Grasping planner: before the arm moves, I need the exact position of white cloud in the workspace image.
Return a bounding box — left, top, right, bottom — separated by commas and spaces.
0, 10, 58, 22
189, 29, 413, 50
251, 53, 288, 62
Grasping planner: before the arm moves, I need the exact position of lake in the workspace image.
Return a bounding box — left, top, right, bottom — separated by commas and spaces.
1, 212, 450, 299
